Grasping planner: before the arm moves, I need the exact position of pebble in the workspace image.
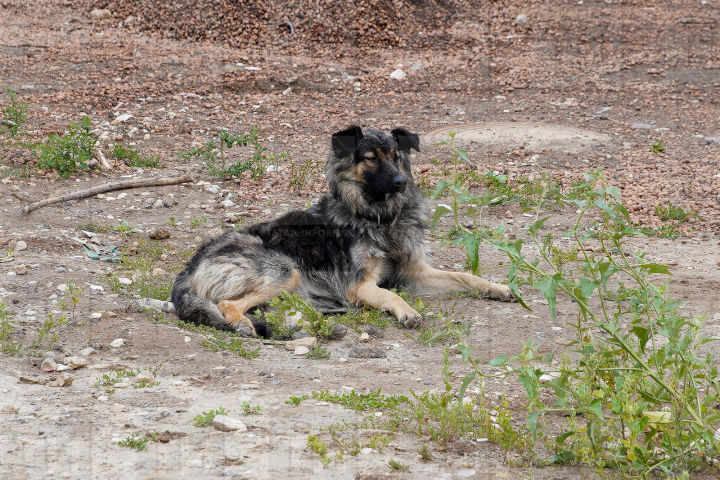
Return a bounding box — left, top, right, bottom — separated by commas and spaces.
205, 184, 221, 194
349, 345, 387, 359
285, 337, 317, 351
704, 136, 720, 145
358, 332, 370, 343
15, 240, 27, 251
363, 325, 384, 338
631, 123, 653, 130
48, 373, 74, 387
148, 227, 171, 240
212, 415, 248, 432
90, 8, 112, 19
184, 336, 191, 343
112, 113, 132, 124
134, 370, 156, 384
14, 265, 27, 275
90, 312, 102, 319
110, 338, 124, 348
1, 405, 19, 414
389, 69, 407, 80
328, 324, 348, 340
56, 364, 69, 371
118, 277, 132, 285
514, 13, 528, 25
110, 403, 126, 413
41, 358, 58, 372
65, 356, 88, 369
294, 346, 310, 355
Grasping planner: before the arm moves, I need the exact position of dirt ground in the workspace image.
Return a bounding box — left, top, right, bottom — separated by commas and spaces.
1, 1, 719, 479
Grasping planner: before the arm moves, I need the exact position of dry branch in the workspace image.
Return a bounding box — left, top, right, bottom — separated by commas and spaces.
22, 175, 193, 214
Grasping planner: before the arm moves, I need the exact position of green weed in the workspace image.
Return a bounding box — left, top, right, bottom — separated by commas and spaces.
305, 344, 330, 359
388, 459, 409, 471
37, 117, 97, 177
1, 86, 28, 137
193, 407, 228, 427
310, 389, 409, 411
112, 144, 159, 168
0, 302, 21, 354
651, 140, 666, 153
306, 435, 332, 466
286, 395, 310, 405
117, 433, 149, 451
241, 402, 262, 415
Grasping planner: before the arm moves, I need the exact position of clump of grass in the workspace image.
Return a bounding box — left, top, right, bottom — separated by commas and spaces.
117, 433, 149, 451
311, 389, 409, 411
37, 116, 97, 177
193, 407, 228, 427
289, 158, 322, 191
112, 144, 159, 168
95, 369, 137, 393
201, 332, 260, 359
651, 139, 665, 153
261, 292, 336, 339
654, 202, 698, 222
286, 395, 310, 406
241, 402, 262, 415
76, 222, 113, 233
0, 301, 21, 354
388, 459, 409, 471
1, 86, 28, 137
306, 435, 332, 466
306, 344, 330, 359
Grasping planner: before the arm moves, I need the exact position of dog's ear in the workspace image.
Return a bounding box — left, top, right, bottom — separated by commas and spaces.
331, 126, 363, 156
391, 127, 420, 152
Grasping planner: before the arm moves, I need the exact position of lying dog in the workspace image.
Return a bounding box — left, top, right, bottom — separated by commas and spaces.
171, 126, 513, 336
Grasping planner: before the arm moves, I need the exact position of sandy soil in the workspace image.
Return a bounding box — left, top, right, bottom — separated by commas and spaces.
1, 1, 719, 478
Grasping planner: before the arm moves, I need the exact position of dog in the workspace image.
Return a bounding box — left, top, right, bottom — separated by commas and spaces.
171, 126, 514, 337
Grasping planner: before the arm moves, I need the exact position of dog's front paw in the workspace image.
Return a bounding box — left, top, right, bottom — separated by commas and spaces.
395, 306, 422, 329
489, 283, 515, 302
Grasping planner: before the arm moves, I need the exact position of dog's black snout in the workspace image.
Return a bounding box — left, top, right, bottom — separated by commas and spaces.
393, 175, 407, 191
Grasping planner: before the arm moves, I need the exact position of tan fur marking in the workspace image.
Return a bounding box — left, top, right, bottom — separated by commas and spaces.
352, 160, 374, 183
217, 269, 301, 334
347, 257, 420, 322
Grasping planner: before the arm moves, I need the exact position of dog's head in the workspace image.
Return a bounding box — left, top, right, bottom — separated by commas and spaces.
326, 126, 421, 220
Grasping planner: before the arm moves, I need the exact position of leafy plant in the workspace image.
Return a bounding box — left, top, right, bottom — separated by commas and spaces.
651, 140, 666, 153
1, 86, 28, 137
0, 302, 20, 354
306, 434, 332, 466
655, 202, 697, 223
201, 332, 260, 358
446, 171, 720, 475
193, 407, 228, 427
311, 389, 409, 411
37, 117, 97, 177
262, 292, 336, 339
112, 144, 159, 168
286, 395, 310, 405
388, 459, 409, 471
306, 344, 331, 359
289, 158, 322, 191
241, 402, 262, 415
117, 433, 149, 451
60, 282, 82, 322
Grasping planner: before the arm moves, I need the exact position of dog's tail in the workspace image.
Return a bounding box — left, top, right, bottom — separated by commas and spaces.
170, 270, 231, 331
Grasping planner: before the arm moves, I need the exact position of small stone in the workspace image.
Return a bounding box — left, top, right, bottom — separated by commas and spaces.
285, 337, 317, 351
134, 370, 156, 384
90, 8, 112, 19
151, 267, 168, 276
110, 403, 125, 413
184, 336, 191, 343
97, 395, 108, 402
282, 87, 292, 95
1, 405, 19, 414
358, 332, 370, 343
15, 240, 27, 251
328, 324, 347, 340
41, 358, 58, 372
65, 356, 88, 370
389, 69, 407, 80
14, 265, 27, 275
205, 184, 221, 194
110, 338, 124, 348
514, 13, 528, 25
631, 123, 653, 130
118, 277, 132, 285
112, 113, 132, 124
56, 364, 69, 371
704, 136, 720, 145
505, 210, 513, 219
48, 373, 74, 387
152, 199, 164, 209
220, 199, 236, 208
90, 312, 102, 319
364, 325, 384, 338
212, 415, 247, 432
294, 346, 310, 355
148, 227, 171, 240
349, 345, 387, 359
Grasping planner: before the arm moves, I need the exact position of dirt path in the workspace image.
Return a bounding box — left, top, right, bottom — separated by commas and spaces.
1, 1, 719, 478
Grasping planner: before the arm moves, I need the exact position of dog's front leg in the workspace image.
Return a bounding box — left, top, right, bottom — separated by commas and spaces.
410, 264, 514, 301
346, 281, 422, 328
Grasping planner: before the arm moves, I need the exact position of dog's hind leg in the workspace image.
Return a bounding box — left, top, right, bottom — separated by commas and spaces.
406, 263, 514, 301
218, 268, 301, 337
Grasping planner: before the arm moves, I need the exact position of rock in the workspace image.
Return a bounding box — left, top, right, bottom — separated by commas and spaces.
112, 113, 132, 124
294, 346, 310, 355
15, 240, 27, 251
90, 8, 112, 20
110, 403, 126, 413
505, 210, 513, 219
110, 338, 124, 348
631, 123, 653, 130
220, 199, 236, 208
56, 364, 69, 371
148, 227, 171, 240
364, 325, 384, 339
78, 347, 96, 356
291, 331, 311, 340
212, 415, 247, 432
65, 356, 88, 370
205, 184, 221, 194
18, 375, 46, 385
14, 265, 27, 275
1, 405, 19, 414
389, 69, 407, 80
285, 336, 317, 351
41, 357, 58, 372
514, 13, 528, 25
704, 136, 720, 145
151, 267, 168, 276
152, 199, 165, 209
349, 345, 387, 359
48, 373, 75, 387
358, 332, 370, 343
134, 370, 156, 384
328, 324, 348, 340
118, 277, 132, 285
